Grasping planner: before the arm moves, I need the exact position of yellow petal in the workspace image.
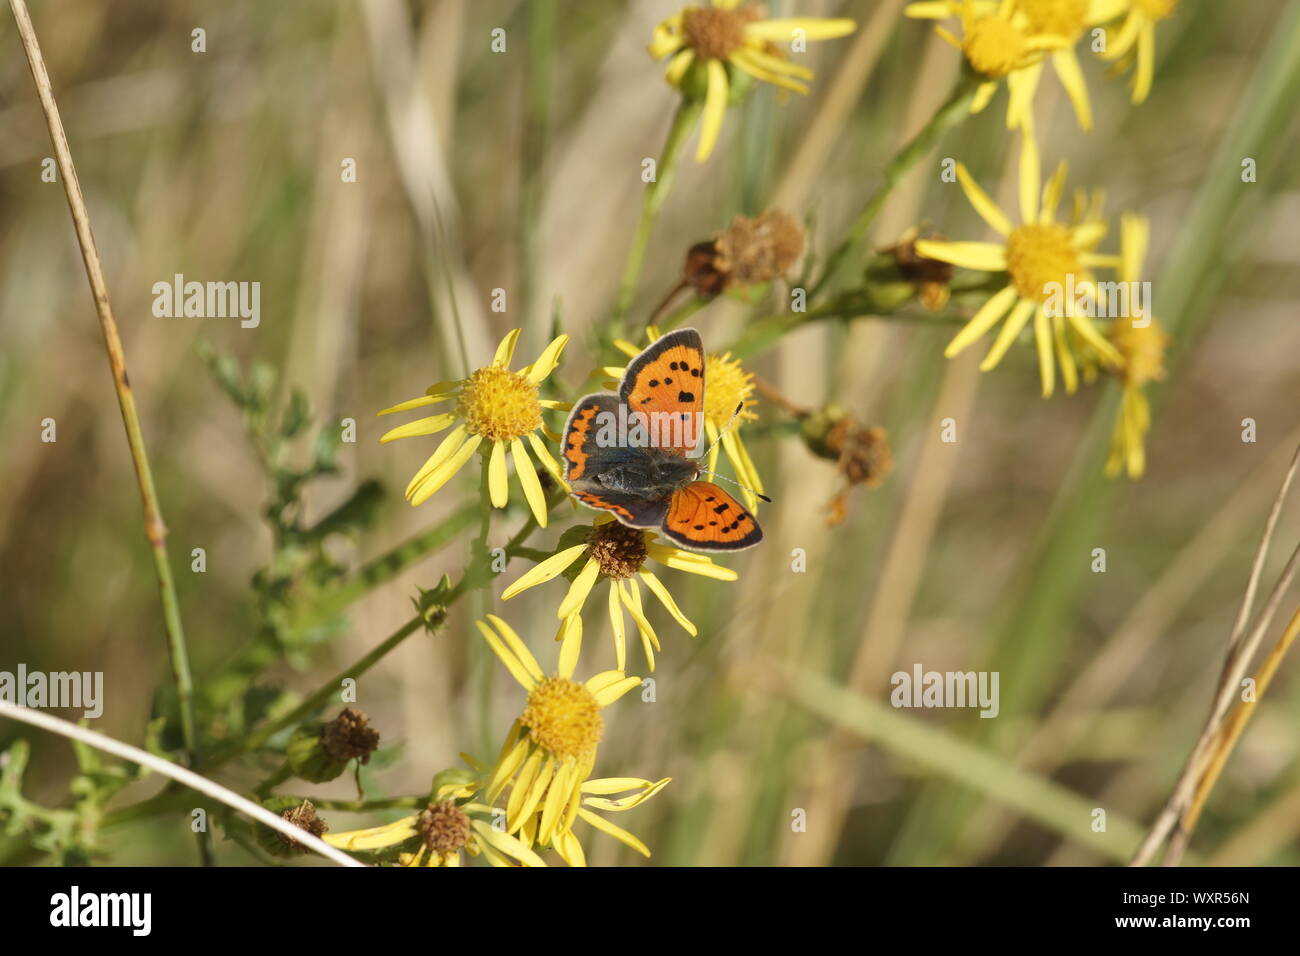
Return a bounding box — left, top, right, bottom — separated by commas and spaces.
640, 570, 697, 636
1100, 11, 1141, 61
1133, 25, 1154, 103
323, 817, 417, 850
591, 673, 643, 707
1053, 313, 1079, 395
404, 424, 468, 498
576, 807, 651, 857
1066, 311, 1123, 366
379, 411, 457, 444
583, 777, 671, 811
502, 543, 587, 599
955, 164, 1011, 236
944, 284, 1018, 357
905, 1, 960, 17
1041, 160, 1069, 224
485, 613, 545, 682
744, 18, 857, 42
473, 819, 547, 867
665, 47, 695, 85
1033, 307, 1055, 397
1005, 60, 1042, 131
524, 334, 570, 383
554, 829, 587, 867
493, 328, 522, 367
377, 392, 453, 416
1120, 211, 1149, 284
476, 618, 539, 691
1052, 47, 1092, 132
648, 14, 685, 60
696, 58, 729, 163
557, 556, 601, 620
609, 578, 627, 673
914, 239, 1007, 272
970, 79, 997, 112
582, 777, 655, 795
557, 612, 582, 679
584, 669, 629, 696
538, 760, 572, 845
487, 439, 509, 508
979, 298, 1036, 370
511, 439, 549, 527
486, 731, 528, 802
527, 430, 566, 484
647, 544, 739, 580
729, 48, 810, 94
409, 433, 482, 505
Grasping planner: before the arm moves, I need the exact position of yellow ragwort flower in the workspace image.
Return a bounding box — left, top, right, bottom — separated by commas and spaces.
906, 0, 1077, 129
1098, 0, 1177, 104
915, 128, 1123, 396
503, 515, 737, 672
649, 1, 856, 162
378, 329, 569, 526
610, 328, 765, 512
323, 797, 546, 868
478, 615, 643, 851
1105, 212, 1168, 479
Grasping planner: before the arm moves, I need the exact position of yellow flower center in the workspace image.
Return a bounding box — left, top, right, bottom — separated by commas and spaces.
963, 16, 1028, 77
1133, 0, 1178, 20
1005, 223, 1080, 303
682, 5, 750, 60
1018, 0, 1088, 38
456, 365, 542, 442
703, 352, 758, 429
1111, 316, 1169, 388
520, 678, 603, 760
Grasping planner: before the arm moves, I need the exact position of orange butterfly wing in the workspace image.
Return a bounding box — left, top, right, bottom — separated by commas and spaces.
662, 481, 762, 552
619, 328, 705, 457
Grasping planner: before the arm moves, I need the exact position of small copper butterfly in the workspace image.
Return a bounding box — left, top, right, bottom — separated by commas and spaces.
562, 329, 763, 552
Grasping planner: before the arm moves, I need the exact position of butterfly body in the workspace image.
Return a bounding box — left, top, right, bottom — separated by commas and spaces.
562, 329, 762, 552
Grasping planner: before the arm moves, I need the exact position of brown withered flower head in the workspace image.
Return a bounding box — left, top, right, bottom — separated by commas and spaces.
278, 800, 328, 855
321, 707, 381, 765
884, 227, 955, 311
800, 403, 894, 527
417, 800, 473, 856
684, 209, 805, 298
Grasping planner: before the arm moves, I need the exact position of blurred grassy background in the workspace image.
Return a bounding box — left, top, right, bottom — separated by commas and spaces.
2, 0, 1300, 865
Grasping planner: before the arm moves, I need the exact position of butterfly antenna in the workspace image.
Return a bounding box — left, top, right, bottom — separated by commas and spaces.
698, 402, 771, 504
700, 402, 746, 460
698, 469, 772, 504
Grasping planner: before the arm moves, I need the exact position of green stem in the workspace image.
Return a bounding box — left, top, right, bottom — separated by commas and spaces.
305, 502, 479, 623
9, 0, 210, 865
204, 614, 430, 771
809, 72, 980, 300
612, 99, 704, 335
729, 276, 1001, 359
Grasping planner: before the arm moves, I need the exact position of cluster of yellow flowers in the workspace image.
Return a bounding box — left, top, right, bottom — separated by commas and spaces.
903, 0, 1175, 477
335, 316, 765, 864
326, 0, 1176, 867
